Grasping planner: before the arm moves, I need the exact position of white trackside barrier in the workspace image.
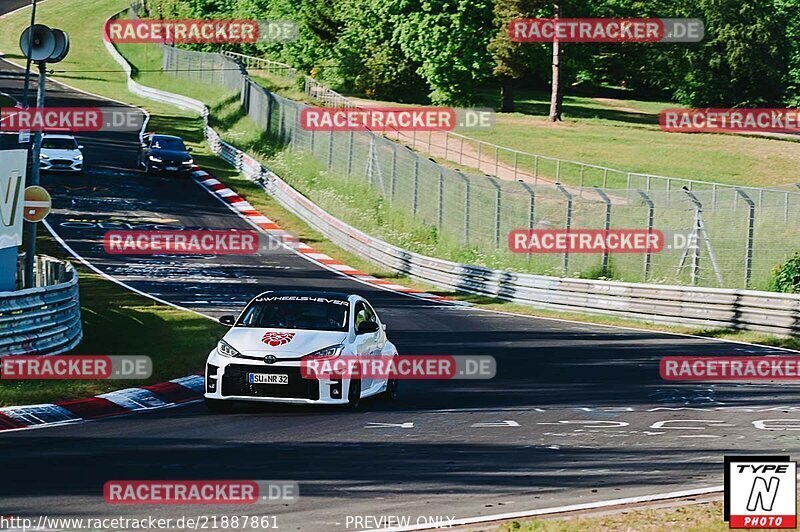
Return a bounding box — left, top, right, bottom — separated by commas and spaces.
106, 9, 800, 337
0, 256, 82, 357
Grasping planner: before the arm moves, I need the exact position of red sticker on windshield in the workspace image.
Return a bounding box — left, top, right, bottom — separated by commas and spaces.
262, 332, 296, 347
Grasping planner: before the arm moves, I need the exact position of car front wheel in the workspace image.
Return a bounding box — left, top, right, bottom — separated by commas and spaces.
346, 378, 361, 410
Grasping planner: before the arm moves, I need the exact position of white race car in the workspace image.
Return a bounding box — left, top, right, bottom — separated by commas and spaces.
39, 133, 84, 173
205, 290, 399, 411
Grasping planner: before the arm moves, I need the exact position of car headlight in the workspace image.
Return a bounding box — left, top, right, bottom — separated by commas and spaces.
73, 154, 83, 161
182, 158, 194, 165
302, 344, 344, 361
148, 155, 162, 162
39, 153, 49, 159
217, 339, 241, 358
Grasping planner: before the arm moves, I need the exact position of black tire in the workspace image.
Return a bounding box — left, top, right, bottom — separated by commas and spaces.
204, 397, 234, 413
346, 378, 361, 410
380, 378, 398, 401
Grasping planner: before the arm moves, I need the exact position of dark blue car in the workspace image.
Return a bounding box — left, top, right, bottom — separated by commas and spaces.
137, 133, 194, 175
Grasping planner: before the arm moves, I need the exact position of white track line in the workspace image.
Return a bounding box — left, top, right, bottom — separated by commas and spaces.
43, 219, 215, 321
367, 485, 724, 531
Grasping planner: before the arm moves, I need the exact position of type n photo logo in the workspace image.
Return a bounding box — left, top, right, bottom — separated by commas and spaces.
724, 456, 797, 529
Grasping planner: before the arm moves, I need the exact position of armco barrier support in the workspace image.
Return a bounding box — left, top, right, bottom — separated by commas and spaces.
105, 10, 800, 337
0, 256, 82, 357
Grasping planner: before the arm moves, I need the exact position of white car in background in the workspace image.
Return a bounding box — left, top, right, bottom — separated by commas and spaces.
40, 133, 84, 173
205, 290, 399, 412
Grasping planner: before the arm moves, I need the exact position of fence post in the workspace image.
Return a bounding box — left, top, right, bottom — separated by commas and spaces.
556, 184, 573, 275
347, 130, 354, 177
487, 177, 502, 249
494, 146, 499, 177
412, 157, 419, 215
595, 187, 612, 277
390, 145, 397, 201
626, 172, 632, 201
519, 181, 536, 267
513, 152, 519, 181
678, 188, 723, 287
518, 181, 536, 230
534, 156, 539, 187
278, 103, 285, 145
457, 172, 470, 244
326, 131, 334, 169
735, 188, 755, 289
637, 190, 655, 282
437, 170, 444, 229
265, 93, 274, 137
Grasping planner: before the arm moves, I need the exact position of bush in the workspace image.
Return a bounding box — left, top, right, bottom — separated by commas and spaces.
768, 252, 800, 293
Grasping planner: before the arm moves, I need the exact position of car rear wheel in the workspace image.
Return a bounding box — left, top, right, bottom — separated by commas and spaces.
204, 397, 234, 413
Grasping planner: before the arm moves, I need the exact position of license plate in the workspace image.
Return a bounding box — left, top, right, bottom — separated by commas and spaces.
166, 166, 178, 171
249, 373, 288, 385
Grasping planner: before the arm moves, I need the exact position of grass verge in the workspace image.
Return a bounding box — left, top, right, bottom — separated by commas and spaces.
496, 496, 800, 531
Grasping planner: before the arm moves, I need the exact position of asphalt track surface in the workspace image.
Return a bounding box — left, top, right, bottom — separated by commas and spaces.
3, 12, 800, 531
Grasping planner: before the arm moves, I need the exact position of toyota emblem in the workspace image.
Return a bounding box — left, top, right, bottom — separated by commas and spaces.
264, 355, 277, 364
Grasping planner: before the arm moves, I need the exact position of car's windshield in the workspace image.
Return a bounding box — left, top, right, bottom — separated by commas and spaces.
151, 137, 186, 151
238, 296, 349, 331
41, 138, 78, 150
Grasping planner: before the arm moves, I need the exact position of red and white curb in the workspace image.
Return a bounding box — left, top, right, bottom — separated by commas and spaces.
190, 166, 459, 304
0, 374, 203, 432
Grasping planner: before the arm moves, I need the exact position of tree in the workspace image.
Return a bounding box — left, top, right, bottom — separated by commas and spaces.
395, 0, 494, 105
488, 0, 545, 112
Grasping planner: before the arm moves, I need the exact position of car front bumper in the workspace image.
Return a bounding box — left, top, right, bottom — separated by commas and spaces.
148, 161, 192, 174
204, 349, 351, 405
40, 159, 82, 172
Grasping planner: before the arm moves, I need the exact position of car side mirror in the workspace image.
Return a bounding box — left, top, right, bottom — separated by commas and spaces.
219, 315, 236, 326
356, 320, 380, 334
78, 145, 84, 149
187, 147, 193, 152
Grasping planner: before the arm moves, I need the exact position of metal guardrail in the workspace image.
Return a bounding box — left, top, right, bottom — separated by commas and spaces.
107, 9, 800, 336
0, 256, 82, 357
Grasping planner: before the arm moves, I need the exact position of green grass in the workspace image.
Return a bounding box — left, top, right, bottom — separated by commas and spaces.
497, 498, 733, 532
